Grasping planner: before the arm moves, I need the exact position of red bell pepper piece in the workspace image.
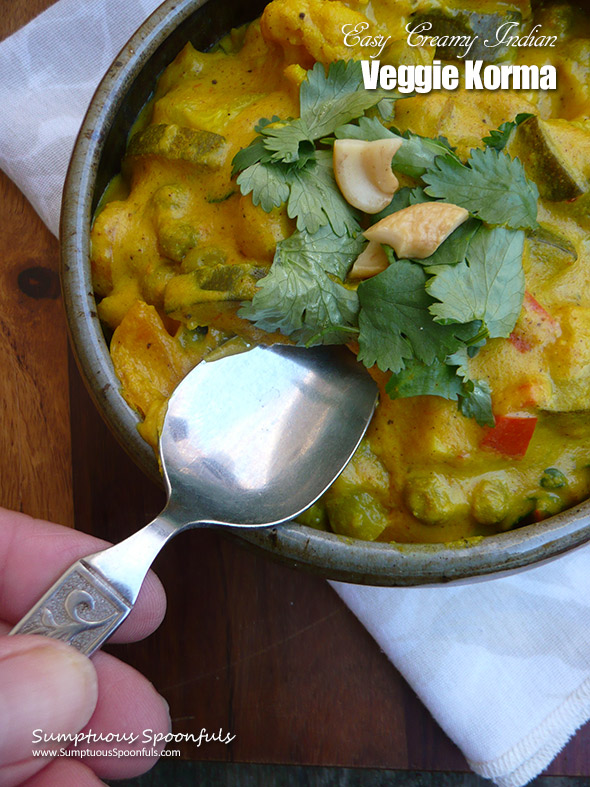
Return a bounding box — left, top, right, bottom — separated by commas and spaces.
481, 415, 538, 458
509, 333, 533, 353
509, 292, 558, 353
523, 291, 554, 320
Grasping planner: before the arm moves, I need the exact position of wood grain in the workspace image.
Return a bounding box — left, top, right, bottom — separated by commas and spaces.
0, 0, 57, 41
1, 0, 590, 779
0, 170, 73, 526
0, 0, 71, 526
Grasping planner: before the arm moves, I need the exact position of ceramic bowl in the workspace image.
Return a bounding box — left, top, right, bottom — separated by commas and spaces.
60, 0, 590, 585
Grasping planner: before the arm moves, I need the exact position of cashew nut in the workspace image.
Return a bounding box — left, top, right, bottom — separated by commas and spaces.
333, 138, 403, 214
349, 241, 389, 280
363, 201, 469, 259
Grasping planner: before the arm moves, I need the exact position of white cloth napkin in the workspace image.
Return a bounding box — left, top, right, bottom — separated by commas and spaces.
2, 2, 590, 785
0, 0, 162, 235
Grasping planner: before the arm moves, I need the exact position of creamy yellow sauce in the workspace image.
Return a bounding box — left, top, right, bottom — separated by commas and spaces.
91, 0, 590, 544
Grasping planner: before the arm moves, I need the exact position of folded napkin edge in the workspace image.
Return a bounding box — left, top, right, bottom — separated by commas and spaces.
469, 672, 590, 787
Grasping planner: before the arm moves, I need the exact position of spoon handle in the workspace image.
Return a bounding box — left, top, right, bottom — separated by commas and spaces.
9, 515, 178, 656
8, 560, 133, 655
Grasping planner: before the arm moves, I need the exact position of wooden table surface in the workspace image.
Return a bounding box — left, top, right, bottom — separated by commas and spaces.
2, 1, 590, 781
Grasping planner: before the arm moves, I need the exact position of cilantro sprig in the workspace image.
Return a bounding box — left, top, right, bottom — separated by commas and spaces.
422, 146, 539, 230
232, 60, 400, 236
334, 118, 460, 178
426, 226, 526, 338
239, 226, 363, 345
450, 348, 495, 427
232, 84, 540, 425
385, 353, 494, 427
356, 261, 481, 374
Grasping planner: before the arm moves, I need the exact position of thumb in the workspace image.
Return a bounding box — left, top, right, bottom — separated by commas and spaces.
0, 635, 98, 770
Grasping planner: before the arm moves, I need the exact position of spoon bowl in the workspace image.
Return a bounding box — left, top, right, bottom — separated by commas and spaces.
11, 344, 377, 655
162, 344, 378, 527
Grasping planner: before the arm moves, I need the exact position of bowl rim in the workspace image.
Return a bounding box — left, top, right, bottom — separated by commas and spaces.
60, 0, 590, 586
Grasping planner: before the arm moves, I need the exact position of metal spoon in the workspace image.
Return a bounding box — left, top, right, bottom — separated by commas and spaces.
11, 344, 377, 655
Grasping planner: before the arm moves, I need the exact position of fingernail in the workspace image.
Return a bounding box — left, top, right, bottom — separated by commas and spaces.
0, 638, 98, 765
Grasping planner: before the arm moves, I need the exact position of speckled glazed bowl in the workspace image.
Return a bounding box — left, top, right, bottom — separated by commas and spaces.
60, 0, 590, 585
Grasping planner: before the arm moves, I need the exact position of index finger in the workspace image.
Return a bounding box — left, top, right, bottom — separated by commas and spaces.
0, 508, 166, 643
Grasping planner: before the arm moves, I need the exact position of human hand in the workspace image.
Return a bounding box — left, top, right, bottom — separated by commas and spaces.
0, 507, 170, 786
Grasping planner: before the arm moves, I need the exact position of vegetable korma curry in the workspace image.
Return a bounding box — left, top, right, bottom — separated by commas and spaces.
91, 0, 590, 544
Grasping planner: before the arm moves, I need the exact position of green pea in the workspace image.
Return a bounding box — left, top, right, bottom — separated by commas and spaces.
405, 474, 462, 526
182, 246, 227, 272
471, 479, 510, 526
297, 502, 329, 531
326, 492, 388, 541
157, 220, 199, 262
533, 492, 563, 519
540, 468, 567, 489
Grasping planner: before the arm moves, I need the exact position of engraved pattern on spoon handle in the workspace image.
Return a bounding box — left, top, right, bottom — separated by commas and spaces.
9, 561, 132, 656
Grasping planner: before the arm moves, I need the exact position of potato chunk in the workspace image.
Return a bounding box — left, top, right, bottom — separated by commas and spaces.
545, 305, 590, 411
261, 0, 373, 66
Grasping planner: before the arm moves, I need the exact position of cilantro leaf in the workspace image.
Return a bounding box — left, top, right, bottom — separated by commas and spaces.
423, 146, 539, 230
234, 61, 400, 172
372, 188, 414, 222
259, 119, 311, 163
236, 160, 290, 212
459, 379, 494, 426
237, 150, 359, 235
231, 135, 271, 176
413, 217, 481, 266
231, 61, 402, 235
378, 97, 397, 120
408, 187, 431, 205
300, 61, 397, 140
385, 357, 463, 399
483, 113, 534, 151
427, 226, 525, 338
232, 93, 532, 427
385, 351, 494, 427
357, 261, 480, 373
232, 117, 308, 172
334, 122, 459, 179
286, 151, 360, 236
373, 186, 432, 224
391, 130, 459, 179
448, 348, 494, 427
334, 116, 396, 142
238, 226, 363, 344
